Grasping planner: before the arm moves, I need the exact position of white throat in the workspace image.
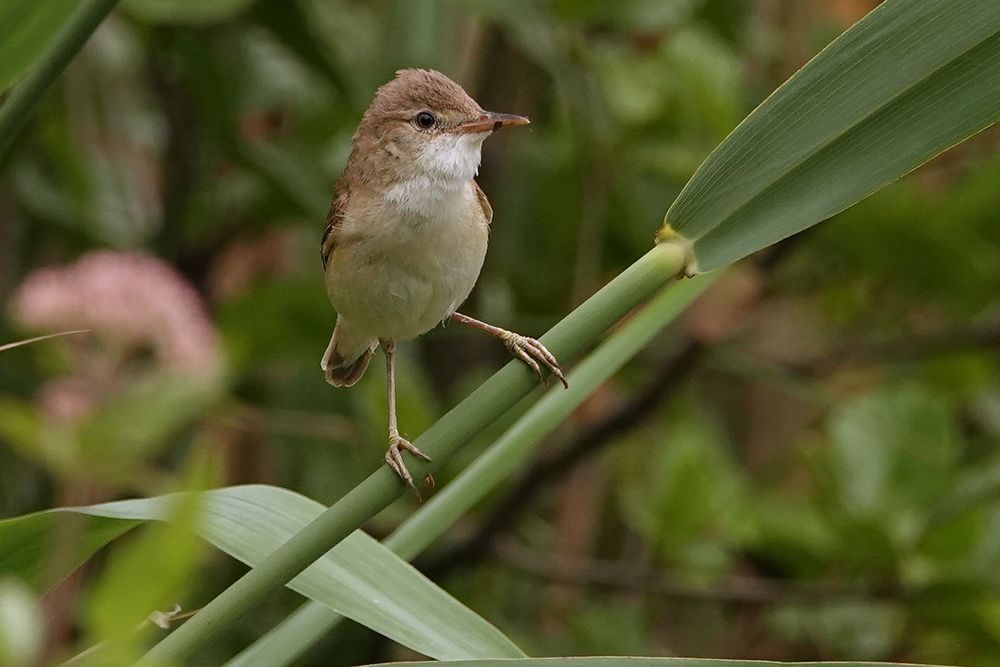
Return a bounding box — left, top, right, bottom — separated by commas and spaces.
385, 132, 488, 217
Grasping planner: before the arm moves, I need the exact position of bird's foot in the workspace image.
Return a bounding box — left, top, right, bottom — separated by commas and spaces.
499, 331, 568, 388
385, 431, 433, 499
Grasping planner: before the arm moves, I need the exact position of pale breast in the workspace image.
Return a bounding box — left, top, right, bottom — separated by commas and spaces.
326, 181, 489, 342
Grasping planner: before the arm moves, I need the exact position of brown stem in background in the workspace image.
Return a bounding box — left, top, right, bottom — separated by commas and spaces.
148, 28, 200, 257
494, 538, 993, 605
570, 159, 612, 306
791, 316, 1000, 377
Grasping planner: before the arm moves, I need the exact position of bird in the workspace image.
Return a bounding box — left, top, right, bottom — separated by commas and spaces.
320, 68, 566, 496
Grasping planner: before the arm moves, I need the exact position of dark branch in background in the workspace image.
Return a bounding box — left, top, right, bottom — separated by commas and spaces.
421, 234, 810, 578
146, 29, 242, 298
148, 27, 200, 259
493, 538, 998, 605
793, 315, 1000, 376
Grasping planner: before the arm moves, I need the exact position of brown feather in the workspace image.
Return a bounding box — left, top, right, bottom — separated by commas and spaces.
321, 179, 349, 270
323, 344, 374, 387
473, 180, 492, 225
362, 69, 482, 132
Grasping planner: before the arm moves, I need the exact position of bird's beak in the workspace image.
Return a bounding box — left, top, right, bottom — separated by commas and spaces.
452, 111, 530, 134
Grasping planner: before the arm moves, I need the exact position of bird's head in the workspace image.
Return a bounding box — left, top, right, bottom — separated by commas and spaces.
355, 69, 529, 188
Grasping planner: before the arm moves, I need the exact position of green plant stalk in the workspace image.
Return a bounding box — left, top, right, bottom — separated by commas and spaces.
391, 273, 712, 554
143, 242, 687, 663
224, 270, 715, 667
221, 601, 334, 667
0, 0, 120, 159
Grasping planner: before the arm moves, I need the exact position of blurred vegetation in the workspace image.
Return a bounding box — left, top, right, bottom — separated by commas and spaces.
1, 0, 999, 665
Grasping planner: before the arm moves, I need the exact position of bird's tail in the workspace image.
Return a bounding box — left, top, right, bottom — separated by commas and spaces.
321, 319, 377, 387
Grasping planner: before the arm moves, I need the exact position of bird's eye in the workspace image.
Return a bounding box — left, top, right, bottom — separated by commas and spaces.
414, 111, 436, 129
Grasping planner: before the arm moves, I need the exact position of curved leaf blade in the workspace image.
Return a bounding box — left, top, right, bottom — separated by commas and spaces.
0, 512, 138, 589
0, 485, 524, 660
665, 0, 1000, 271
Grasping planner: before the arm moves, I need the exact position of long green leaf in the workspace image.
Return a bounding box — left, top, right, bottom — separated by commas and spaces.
225, 274, 715, 667
365, 660, 946, 667
0, 513, 138, 589
664, 0, 1000, 271
0, 486, 524, 660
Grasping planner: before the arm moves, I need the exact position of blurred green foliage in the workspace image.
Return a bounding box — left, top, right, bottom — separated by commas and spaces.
1, 0, 999, 665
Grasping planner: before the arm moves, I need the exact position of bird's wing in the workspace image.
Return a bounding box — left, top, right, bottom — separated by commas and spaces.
321, 180, 348, 270
473, 180, 493, 225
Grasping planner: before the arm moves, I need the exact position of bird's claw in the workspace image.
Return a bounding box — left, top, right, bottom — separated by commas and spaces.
385, 432, 433, 500
501, 332, 568, 388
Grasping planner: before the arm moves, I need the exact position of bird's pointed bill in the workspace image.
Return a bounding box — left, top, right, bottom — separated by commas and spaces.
452, 112, 530, 134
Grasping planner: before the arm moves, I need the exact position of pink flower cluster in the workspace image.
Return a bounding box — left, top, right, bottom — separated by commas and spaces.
8, 251, 220, 376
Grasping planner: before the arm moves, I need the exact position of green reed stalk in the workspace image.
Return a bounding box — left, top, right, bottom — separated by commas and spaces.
142, 242, 687, 663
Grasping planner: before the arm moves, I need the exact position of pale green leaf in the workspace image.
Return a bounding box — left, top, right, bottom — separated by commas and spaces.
0, 486, 523, 660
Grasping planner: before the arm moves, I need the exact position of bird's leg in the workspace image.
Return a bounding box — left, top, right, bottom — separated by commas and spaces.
450, 312, 567, 388
381, 340, 432, 497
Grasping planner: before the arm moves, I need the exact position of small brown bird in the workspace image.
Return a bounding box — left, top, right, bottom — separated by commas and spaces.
321, 69, 566, 494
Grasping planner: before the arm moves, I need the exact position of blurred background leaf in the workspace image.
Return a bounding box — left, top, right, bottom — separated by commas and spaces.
123, 0, 254, 25
0, 0, 79, 93
0, 579, 44, 666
